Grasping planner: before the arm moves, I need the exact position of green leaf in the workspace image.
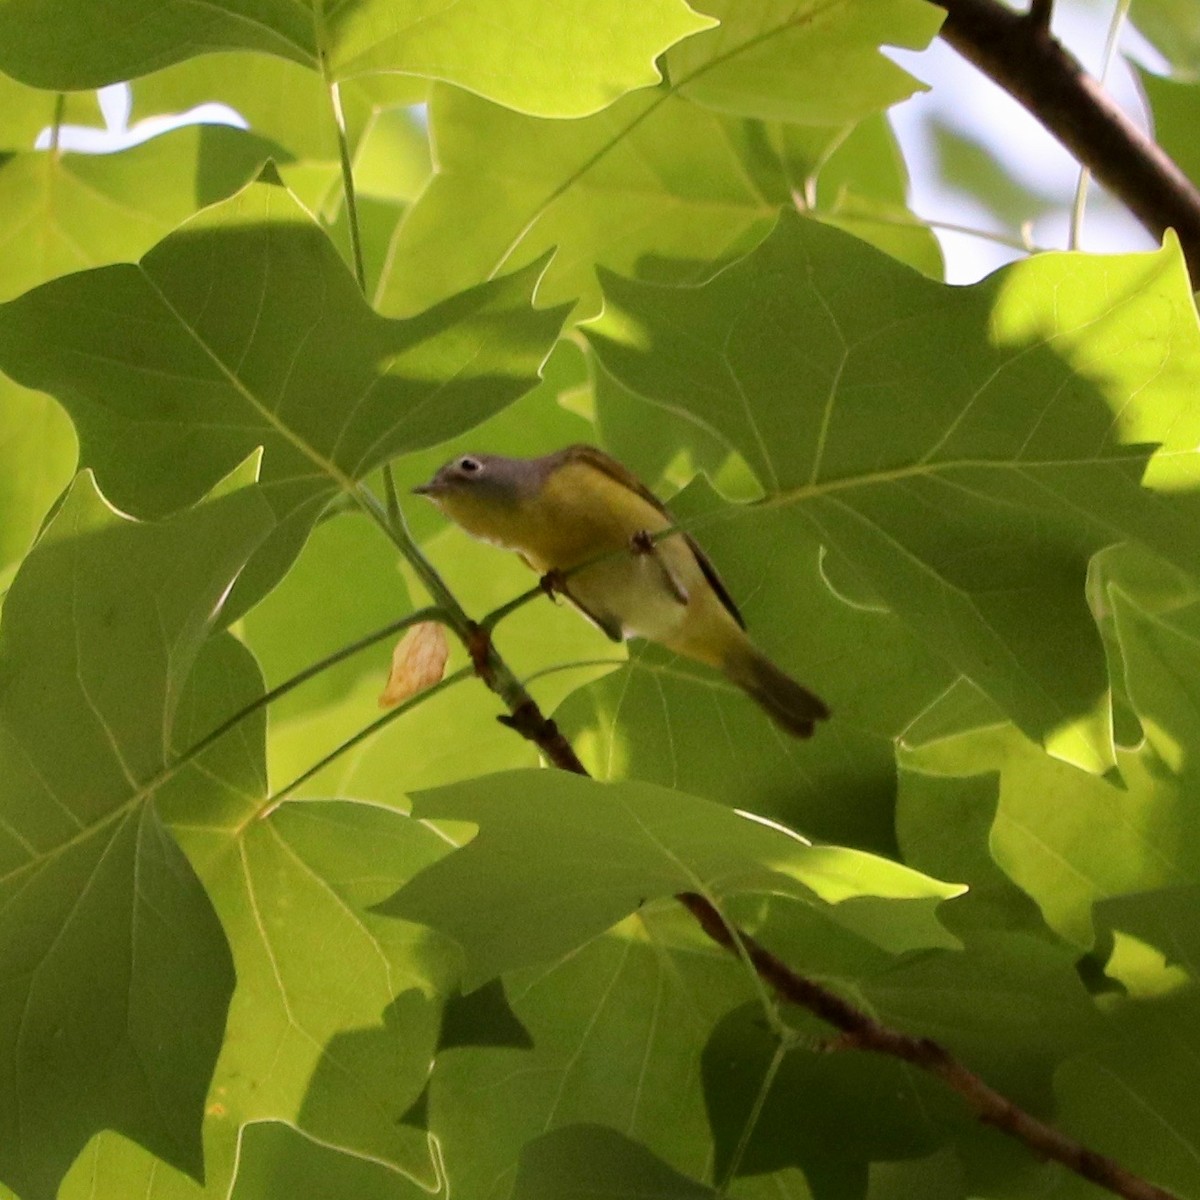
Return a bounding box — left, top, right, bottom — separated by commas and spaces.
866, 1149, 966, 1200
379, 769, 958, 987
901, 718, 1200, 948
512, 1125, 717, 1199
927, 116, 1055, 231
669, 0, 943, 124
174, 797, 455, 1176
163, 624, 458, 1187
1055, 991, 1200, 1200
130, 54, 425, 163
329, 0, 716, 118
379, 86, 941, 320
1093, 885, 1200, 998
896, 767, 1046, 937
0, 0, 713, 117
1140, 70, 1200, 189
706, 932, 1101, 1191
704, 1001, 951, 1192
228, 1121, 431, 1200
863, 933, 1103, 1104
1131, 0, 1200, 79
239, 512, 411, 724
587, 214, 1200, 768
0, 375, 76, 578
0, 177, 567, 616
377, 86, 782, 317
0, 126, 282, 303
427, 907, 750, 1197
0, 474, 273, 1200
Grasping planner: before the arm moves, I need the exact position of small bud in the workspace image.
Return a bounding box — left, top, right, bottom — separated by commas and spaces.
379, 621, 449, 708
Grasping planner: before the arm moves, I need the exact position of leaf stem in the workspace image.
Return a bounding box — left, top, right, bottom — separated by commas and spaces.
258, 665, 473, 813
353, 482, 588, 772
1068, 0, 1132, 251
49, 92, 65, 155
327, 75, 366, 293
717, 1038, 788, 1198
676, 891, 1178, 1200
171, 607, 445, 776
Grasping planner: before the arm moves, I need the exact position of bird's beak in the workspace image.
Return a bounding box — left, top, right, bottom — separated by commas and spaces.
411, 481, 439, 497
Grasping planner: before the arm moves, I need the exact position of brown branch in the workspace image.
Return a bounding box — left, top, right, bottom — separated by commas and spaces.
934, 0, 1200, 286
467, 611, 1175, 1197
1027, 0, 1053, 35
439, 534, 1171, 1198
677, 892, 1178, 1200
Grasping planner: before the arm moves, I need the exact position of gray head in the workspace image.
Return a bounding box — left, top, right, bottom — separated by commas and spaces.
411, 452, 546, 507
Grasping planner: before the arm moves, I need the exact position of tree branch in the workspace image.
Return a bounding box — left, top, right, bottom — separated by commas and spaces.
934, 0, 1200, 285
676, 892, 1179, 1200
394, 509, 1172, 1197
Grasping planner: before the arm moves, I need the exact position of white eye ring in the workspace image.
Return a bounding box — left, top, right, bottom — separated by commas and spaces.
460, 457, 482, 473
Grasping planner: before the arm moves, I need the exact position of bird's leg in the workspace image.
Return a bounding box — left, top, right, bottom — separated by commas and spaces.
544, 566, 624, 642
540, 567, 568, 598
629, 530, 689, 605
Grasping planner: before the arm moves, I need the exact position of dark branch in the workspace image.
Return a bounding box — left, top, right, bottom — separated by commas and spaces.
452, 529, 1172, 1198
676, 892, 1179, 1200
1027, 0, 1053, 35
474, 629, 1174, 1196
935, 0, 1200, 286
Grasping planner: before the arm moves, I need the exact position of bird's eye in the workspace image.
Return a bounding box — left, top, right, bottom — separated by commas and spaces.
459, 457, 481, 473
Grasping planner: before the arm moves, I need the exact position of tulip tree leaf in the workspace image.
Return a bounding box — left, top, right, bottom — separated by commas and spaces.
0, 474, 273, 1200
379, 86, 938, 319
0, 178, 567, 616
227, 1121, 431, 1200
0, 0, 713, 119
1130, 0, 1200, 79
670, 0, 943, 125
0, 376, 76, 578
130, 54, 425, 164
0, 126, 283, 304
1055, 991, 1200, 1200
587, 215, 1200, 768
512, 1125, 717, 1199
379, 769, 959, 987
426, 906, 751, 1198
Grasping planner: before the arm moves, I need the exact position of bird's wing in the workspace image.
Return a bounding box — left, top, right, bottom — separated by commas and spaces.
556, 444, 747, 631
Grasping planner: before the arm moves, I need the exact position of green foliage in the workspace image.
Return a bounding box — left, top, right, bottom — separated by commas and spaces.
0, 4, 1198, 1200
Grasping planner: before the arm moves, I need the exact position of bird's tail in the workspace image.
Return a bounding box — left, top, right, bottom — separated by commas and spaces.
723, 643, 829, 738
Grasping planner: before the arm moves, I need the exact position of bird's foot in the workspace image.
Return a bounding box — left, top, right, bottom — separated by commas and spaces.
629, 530, 688, 605
540, 567, 568, 597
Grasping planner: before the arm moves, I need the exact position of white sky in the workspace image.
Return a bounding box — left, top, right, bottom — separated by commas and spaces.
33, 0, 1165, 286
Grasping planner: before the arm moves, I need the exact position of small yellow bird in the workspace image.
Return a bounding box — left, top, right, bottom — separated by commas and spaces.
413, 444, 828, 737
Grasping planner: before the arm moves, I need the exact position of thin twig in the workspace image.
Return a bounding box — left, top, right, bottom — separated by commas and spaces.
172, 606, 443, 772
257, 666, 473, 816
676, 892, 1178, 1200
343, 491, 1173, 1198
49, 93, 65, 156
935, 0, 1200, 284
353, 484, 587, 772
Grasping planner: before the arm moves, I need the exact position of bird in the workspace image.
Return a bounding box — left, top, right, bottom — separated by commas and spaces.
412, 444, 828, 737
